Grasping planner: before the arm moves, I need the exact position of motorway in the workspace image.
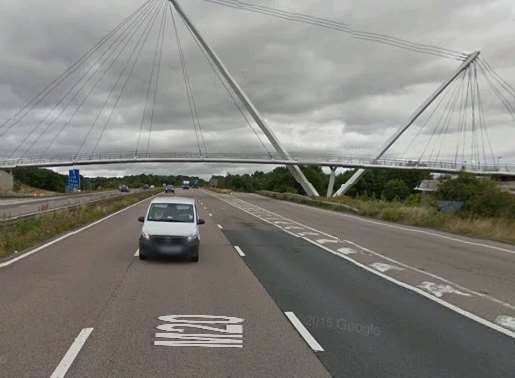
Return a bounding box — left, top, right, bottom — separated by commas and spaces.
0, 189, 514, 377
0, 190, 141, 220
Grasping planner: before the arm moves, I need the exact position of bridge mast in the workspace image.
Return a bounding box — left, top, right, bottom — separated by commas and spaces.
168, 0, 320, 196
334, 51, 481, 196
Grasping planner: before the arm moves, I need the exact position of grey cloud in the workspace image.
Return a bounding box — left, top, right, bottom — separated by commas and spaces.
1, 0, 514, 176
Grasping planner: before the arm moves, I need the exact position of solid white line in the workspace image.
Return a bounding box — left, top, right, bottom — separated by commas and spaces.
217, 224, 224, 230
234, 246, 246, 257
0, 195, 156, 269
210, 192, 515, 339
50, 328, 94, 378
218, 195, 515, 311
258, 193, 515, 255
134, 249, 140, 257
284, 312, 324, 352
301, 237, 515, 340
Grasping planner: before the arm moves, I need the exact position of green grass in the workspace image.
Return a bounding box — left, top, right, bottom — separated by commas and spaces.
257, 191, 515, 245
0, 191, 158, 259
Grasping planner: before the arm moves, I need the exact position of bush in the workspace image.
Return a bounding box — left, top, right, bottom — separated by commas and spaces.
382, 179, 410, 201
436, 172, 515, 219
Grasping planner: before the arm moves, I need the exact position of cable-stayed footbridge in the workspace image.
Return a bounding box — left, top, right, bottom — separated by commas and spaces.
1, 0, 514, 196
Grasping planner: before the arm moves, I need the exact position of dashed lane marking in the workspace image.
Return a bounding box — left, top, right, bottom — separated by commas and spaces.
134, 249, 140, 257
316, 239, 338, 244
234, 246, 246, 257
217, 224, 224, 230
418, 282, 472, 298
370, 263, 404, 273
285, 312, 324, 352
206, 192, 515, 339
0, 195, 157, 269
337, 247, 357, 255
495, 315, 515, 331
50, 328, 94, 378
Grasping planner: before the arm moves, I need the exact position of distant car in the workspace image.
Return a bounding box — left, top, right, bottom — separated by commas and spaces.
150, 185, 155, 189
119, 185, 130, 193
182, 180, 190, 190
143, 184, 150, 190
138, 197, 205, 262
165, 185, 175, 193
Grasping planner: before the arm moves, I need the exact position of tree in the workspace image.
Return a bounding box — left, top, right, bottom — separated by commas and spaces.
382, 179, 410, 201
436, 172, 515, 218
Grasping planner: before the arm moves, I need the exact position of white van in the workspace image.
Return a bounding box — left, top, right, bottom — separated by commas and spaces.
138, 197, 205, 262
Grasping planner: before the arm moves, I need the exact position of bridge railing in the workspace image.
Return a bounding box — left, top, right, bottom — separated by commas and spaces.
1, 151, 514, 174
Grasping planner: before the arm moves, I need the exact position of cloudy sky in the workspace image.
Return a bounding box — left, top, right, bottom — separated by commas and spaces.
0, 0, 514, 178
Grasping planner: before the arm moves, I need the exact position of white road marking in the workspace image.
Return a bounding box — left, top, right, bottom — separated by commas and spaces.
50, 328, 94, 378
298, 232, 320, 237
134, 249, 140, 257
209, 213, 213, 217
234, 246, 246, 257
284, 226, 304, 230
370, 263, 404, 273
340, 239, 515, 311
337, 247, 356, 255
283, 229, 302, 238
284, 312, 324, 352
300, 237, 515, 339
0, 195, 157, 269
207, 191, 515, 319
217, 224, 224, 230
267, 194, 515, 255
316, 239, 338, 244
418, 282, 472, 298
495, 315, 515, 331
155, 315, 244, 348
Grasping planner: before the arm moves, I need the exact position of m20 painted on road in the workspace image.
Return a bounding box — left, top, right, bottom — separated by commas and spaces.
154, 315, 245, 348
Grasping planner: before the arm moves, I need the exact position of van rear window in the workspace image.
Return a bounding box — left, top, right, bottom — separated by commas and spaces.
147, 203, 194, 223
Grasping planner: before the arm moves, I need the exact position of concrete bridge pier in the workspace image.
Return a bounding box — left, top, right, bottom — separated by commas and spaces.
0, 170, 14, 192
326, 166, 337, 197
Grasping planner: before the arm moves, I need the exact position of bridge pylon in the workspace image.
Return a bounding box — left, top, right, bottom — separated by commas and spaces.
169, 0, 320, 196
334, 50, 481, 196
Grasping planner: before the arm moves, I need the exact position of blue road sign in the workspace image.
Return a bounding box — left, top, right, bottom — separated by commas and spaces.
68, 169, 80, 191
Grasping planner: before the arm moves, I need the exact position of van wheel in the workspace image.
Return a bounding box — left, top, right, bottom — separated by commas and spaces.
139, 252, 147, 260
191, 251, 199, 262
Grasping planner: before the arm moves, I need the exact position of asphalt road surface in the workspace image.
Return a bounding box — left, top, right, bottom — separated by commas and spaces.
0, 190, 142, 219
1, 188, 514, 377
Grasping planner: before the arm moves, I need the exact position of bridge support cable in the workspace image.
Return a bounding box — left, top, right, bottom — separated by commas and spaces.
334, 51, 481, 197
169, 0, 319, 196
144, 3, 168, 156
180, 8, 274, 158
397, 72, 462, 161
203, 0, 467, 61
135, 1, 167, 158
478, 61, 515, 123
473, 62, 496, 167
91, 1, 168, 156
0, 0, 156, 140
73, 1, 165, 158
17, 0, 160, 158
6, 0, 159, 158
413, 72, 461, 163
169, 5, 207, 156
425, 70, 467, 164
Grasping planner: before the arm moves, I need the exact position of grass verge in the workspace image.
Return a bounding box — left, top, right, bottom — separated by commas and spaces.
257, 190, 515, 245
0, 190, 158, 259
